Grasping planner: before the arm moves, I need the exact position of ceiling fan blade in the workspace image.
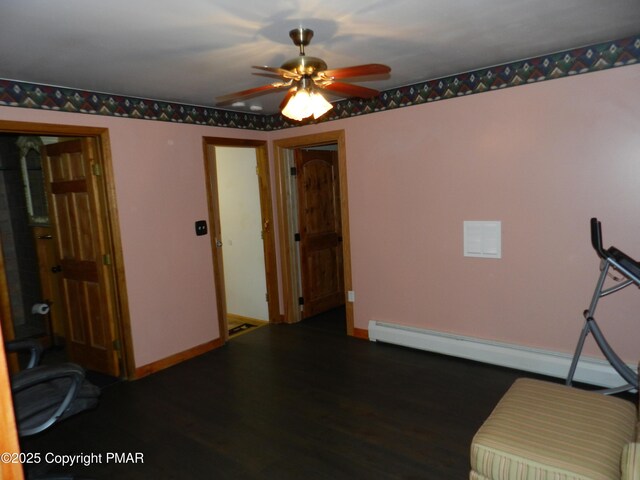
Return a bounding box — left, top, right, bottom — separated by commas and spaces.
322, 82, 381, 99
252, 65, 300, 80
216, 83, 287, 104
319, 63, 390, 79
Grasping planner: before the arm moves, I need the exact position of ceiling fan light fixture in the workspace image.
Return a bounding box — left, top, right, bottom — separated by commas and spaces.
309, 91, 333, 119
281, 88, 333, 121
218, 27, 388, 117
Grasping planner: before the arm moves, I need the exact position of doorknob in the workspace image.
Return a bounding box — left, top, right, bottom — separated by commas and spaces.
51, 265, 62, 273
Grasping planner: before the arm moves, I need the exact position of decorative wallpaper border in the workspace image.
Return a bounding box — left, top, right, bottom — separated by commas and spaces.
1, 36, 638, 131
321, 35, 640, 125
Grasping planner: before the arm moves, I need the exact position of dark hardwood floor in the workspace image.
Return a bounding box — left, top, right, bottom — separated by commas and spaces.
21, 310, 548, 479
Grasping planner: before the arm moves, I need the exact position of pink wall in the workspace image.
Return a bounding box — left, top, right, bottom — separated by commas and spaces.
273, 64, 640, 362
2, 62, 639, 369
0, 107, 267, 367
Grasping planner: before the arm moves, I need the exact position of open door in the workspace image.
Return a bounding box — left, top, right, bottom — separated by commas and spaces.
41, 138, 120, 377
273, 130, 355, 334
203, 137, 279, 342
295, 149, 345, 318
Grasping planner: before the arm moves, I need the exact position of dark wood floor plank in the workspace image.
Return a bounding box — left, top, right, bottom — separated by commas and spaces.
22, 312, 531, 479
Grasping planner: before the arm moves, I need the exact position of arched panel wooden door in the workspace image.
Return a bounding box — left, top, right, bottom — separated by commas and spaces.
42, 138, 120, 377
295, 149, 345, 318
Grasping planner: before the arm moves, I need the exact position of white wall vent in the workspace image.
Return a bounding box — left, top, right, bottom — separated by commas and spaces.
464, 221, 501, 258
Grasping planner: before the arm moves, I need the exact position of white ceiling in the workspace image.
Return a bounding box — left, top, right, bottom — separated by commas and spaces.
1, 0, 639, 115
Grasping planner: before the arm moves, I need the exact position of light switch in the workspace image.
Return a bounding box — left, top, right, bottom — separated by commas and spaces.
195, 220, 208, 236
464, 221, 501, 258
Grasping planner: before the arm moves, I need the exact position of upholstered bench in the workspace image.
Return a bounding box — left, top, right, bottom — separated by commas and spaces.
470, 378, 639, 480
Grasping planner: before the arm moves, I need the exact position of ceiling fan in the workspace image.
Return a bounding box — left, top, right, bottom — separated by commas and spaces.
216, 27, 391, 121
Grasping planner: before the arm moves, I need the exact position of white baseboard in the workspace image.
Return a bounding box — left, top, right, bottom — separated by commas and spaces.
368, 320, 636, 389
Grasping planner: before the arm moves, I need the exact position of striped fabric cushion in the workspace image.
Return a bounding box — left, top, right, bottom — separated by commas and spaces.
621, 443, 640, 480
470, 471, 491, 480
470, 378, 636, 480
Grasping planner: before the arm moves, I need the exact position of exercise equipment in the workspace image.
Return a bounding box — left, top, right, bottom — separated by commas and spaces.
6, 339, 100, 436
566, 218, 640, 394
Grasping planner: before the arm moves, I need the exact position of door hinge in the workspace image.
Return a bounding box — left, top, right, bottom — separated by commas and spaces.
102, 253, 112, 265
294, 233, 301, 242
290, 166, 297, 176
113, 339, 122, 359
265, 292, 269, 302
92, 163, 102, 176
298, 296, 304, 306
256, 165, 260, 176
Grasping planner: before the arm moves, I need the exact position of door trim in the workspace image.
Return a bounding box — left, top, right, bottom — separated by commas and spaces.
273, 130, 354, 335
0, 240, 18, 373
0, 327, 23, 479
202, 137, 279, 343
0, 120, 134, 379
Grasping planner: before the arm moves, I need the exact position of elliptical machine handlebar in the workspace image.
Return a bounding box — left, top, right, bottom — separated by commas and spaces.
567, 217, 640, 394
590, 218, 640, 283
590, 217, 607, 260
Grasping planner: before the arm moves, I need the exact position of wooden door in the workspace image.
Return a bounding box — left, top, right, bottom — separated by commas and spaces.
41, 139, 120, 376
32, 225, 66, 345
295, 149, 345, 318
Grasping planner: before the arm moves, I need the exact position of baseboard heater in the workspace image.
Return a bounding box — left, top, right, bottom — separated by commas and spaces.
368, 320, 636, 389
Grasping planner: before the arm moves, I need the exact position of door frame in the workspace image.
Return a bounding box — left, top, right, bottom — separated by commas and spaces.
0, 120, 135, 379
273, 129, 354, 335
202, 137, 279, 343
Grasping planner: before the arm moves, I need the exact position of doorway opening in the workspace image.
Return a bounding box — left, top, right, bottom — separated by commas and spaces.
273, 130, 354, 335
0, 121, 133, 379
203, 137, 279, 343
0, 134, 52, 342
